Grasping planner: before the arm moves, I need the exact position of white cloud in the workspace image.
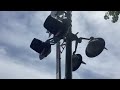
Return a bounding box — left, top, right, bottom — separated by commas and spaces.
0, 53, 55, 79
0, 46, 7, 55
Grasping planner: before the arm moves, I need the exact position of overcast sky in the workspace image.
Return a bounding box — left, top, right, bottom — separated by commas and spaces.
0, 11, 120, 79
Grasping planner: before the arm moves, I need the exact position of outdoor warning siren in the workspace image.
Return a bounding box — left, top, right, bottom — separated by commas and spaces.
72, 54, 86, 71
85, 38, 106, 58
44, 15, 70, 40
30, 38, 51, 60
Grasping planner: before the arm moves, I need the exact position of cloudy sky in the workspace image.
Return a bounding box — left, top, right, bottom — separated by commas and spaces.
0, 11, 120, 79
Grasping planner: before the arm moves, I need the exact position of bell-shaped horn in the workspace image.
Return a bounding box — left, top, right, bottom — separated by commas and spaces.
72, 54, 86, 71
44, 15, 70, 41
30, 38, 51, 60
30, 38, 44, 54
85, 38, 105, 58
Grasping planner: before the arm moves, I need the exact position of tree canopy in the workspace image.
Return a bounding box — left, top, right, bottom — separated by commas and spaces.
104, 11, 120, 23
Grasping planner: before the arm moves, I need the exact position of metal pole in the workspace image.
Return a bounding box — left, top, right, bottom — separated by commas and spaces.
56, 41, 61, 79
65, 11, 72, 79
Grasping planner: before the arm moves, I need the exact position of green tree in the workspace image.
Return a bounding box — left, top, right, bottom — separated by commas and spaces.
104, 11, 120, 23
